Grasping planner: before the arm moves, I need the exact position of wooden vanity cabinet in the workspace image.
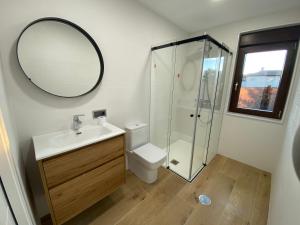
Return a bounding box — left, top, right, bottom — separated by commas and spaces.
38, 134, 126, 225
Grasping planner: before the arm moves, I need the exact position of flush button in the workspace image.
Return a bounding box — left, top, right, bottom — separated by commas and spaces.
93, 109, 106, 119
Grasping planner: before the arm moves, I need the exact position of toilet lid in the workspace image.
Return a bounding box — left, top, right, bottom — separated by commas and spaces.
133, 143, 166, 164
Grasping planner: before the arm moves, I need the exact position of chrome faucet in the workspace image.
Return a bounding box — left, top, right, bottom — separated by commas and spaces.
72, 114, 85, 133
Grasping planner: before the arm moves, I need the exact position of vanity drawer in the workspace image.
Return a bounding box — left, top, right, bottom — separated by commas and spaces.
42, 135, 124, 188
49, 156, 125, 225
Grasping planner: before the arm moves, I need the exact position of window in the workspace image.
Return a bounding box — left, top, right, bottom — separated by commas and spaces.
229, 25, 300, 119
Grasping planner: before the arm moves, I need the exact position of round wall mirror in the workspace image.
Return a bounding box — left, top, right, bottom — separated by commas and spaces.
17, 18, 104, 97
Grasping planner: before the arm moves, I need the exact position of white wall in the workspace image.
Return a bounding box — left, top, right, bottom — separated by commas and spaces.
267, 45, 300, 225
0, 182, 16, 225
0, 58, 35, 224
0, 0, 186, 218
194, 7, 300, 172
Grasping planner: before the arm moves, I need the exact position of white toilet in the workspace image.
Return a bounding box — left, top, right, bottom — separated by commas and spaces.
125, 123, 166, 183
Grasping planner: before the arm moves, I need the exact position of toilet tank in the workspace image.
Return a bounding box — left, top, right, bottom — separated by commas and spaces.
125, 123, 148, 151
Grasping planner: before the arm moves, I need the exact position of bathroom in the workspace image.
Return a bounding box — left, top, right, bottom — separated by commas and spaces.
0, 0, 300, 225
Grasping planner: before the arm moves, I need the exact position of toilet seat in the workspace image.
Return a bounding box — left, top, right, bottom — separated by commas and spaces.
133, 143, 166, 164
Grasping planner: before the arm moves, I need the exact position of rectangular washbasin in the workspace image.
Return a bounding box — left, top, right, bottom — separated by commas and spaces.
33, 123, 125, 160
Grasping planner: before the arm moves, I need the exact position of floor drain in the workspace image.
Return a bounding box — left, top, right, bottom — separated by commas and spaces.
198, 194, 211, 206
170, 159, 179, 165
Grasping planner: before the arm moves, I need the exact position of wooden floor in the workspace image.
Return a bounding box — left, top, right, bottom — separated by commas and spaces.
44, 154, 271, 225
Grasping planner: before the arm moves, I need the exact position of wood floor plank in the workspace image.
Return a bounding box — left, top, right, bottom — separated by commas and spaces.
116, 172, 186, 225
184, 173, 235, 225
147, 196, 194, 225
42, 155, 271, 225
226, 164, 261, 222
177, 154, 227, 207
218, 204, 248, 225
249, 172, 271, 225
219, 157, 247, 181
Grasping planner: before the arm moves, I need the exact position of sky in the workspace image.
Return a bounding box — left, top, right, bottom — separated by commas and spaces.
243, 50, 287, 75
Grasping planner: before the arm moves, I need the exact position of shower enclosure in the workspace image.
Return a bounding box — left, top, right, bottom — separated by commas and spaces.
150, 35, 231, 181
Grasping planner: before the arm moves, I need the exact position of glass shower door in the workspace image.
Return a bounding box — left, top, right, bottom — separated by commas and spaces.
168, 41, 205, 179
205, 49, 230, 164
191, 41, 223, 178
150, 46, 176, 164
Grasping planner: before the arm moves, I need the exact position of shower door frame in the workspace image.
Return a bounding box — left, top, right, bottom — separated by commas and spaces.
151, 35, 230, 52
187, 39, 207, 180
150, 34, 231, 182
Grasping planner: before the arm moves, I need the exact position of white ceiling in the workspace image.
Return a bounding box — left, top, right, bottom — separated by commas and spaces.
136, 0, 300, 33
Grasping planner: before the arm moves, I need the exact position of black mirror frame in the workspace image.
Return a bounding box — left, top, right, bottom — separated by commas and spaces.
16, 17, 104, 98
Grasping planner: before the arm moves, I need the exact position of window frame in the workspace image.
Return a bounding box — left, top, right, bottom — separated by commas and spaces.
229, 27, 299, 119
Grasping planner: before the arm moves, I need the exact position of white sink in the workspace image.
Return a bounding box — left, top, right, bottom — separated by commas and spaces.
33, 123, 125, 160
51, 126, 111, 147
